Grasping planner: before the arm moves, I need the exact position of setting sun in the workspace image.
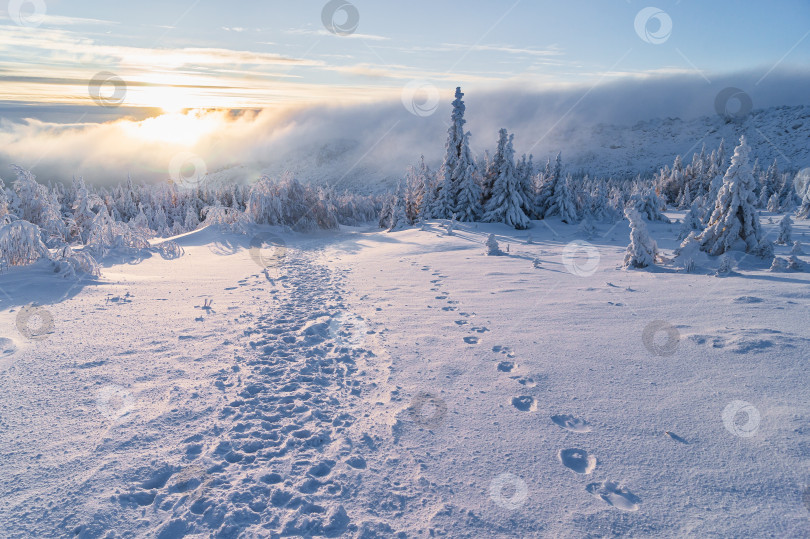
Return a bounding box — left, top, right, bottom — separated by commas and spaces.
121, 110, 218, 146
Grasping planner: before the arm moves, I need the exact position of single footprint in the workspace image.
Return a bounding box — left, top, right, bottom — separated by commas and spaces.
455, 320, 469, 326
585, 481, 641, 511
463, 336, 479, 344
558, 448, 596, 474
497, 361, 515, 372
551, 414, 592, 433
470, 326, 489, 333
511, 396, 536, 412
442, 306, 458, 312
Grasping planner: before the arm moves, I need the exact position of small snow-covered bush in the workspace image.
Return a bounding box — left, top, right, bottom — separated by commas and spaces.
0, 220, 50, 266
787, 255, 806, 272
53, 245, 100, 278
776, 214, 793, 245
716, 254, 734, 275
683, 258, 696, 273
486, 234, 503, 256
623, 208, 657, 269
769, 257, 788, 272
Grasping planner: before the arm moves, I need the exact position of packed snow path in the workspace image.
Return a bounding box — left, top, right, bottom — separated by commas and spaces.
120, 241, 431, 537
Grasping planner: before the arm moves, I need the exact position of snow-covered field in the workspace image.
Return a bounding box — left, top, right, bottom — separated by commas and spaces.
1, 213, 809, 537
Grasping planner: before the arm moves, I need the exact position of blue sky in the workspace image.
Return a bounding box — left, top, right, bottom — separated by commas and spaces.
1, 0, 808, 113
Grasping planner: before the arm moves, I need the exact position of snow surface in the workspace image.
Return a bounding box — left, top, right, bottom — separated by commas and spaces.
1, 214, 809, 537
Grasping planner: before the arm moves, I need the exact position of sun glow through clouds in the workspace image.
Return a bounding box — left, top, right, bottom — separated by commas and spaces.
122, 110, 218, 146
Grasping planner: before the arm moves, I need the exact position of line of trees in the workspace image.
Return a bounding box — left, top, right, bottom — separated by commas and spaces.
383, 88, 808, 236
0, 168, 381, 273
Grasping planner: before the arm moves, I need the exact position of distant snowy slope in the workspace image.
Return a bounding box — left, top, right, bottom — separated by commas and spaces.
246, 105, 810, 192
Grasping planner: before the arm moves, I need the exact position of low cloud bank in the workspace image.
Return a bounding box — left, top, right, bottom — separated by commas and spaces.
1, 68, 808, 190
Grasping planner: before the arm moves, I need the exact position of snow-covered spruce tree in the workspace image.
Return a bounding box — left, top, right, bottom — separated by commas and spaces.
797, 191, 810, 219
623, 207, 657, 269
246, 176, 282, 225
767, 193, 781, 212
676, 182, 692, 210
516, 154, 537, 219
544, 174, 578, 224
482, 129, 530, 229
628, 190, 670, 223
481, 149, 501, 206
791, 240, 805, 255
0, 219, 50, 266
757, 159, 779, 208
485, 233, 503, 256
404, 163, 422, 224
10, 166, 53, 227
434, 87, 474, 219
40, 191, 68, 247
453, 132, 483, 222
678, 201, 704, 240
152, 206, 169, 237
698, 136, 765, 256
777, 172, 797, 210
417, 172, 437, 221
589, 181, 616, 223
776, 214, 793, 245
387, 195, 409, 232
534, 152, 562, 218
378, 195, 394, 229
184, 204, 200, 231
85, 204, 119, 257
71, 176, 103, 243
703, 169, 725, 224
130, 204, 151, 232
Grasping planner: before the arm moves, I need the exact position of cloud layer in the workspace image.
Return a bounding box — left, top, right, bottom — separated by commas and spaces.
1, 68, 809, 190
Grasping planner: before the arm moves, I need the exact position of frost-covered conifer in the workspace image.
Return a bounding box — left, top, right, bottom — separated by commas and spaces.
698, 136, 764, 256
482, 129, 530, 229
623, 208, 657, 269
678, 201, 704, 240
485, 233, 503, 256
776, 214, 793, 245
0, 219, 50, 266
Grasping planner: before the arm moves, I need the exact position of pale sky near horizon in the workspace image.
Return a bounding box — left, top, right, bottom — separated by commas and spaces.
1, 0, 809, 116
